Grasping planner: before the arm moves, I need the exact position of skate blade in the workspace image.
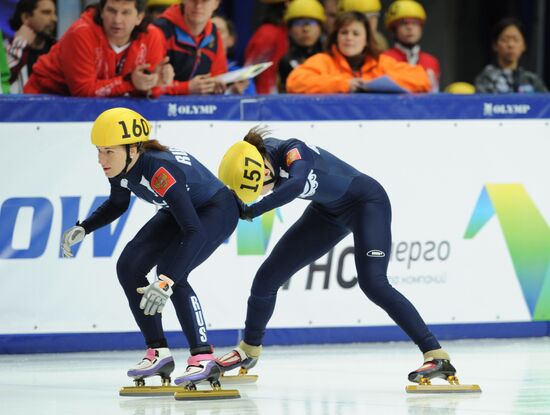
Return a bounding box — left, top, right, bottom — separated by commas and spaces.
220, 373, 258, 384
406, 384, 482, 394
174, 389, 240, 400
119, 385, 185, 397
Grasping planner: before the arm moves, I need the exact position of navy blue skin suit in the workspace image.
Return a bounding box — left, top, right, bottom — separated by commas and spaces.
243, 137, 440, 353
80, 148, 239, 354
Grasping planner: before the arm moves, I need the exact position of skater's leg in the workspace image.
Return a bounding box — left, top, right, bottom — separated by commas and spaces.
158, 188, 239, 354
243, 204, 349, 346
117, 210, 179, 347
350, 182, 441, 353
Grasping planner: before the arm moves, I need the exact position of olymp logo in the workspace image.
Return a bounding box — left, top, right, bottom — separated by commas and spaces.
167, 103, 218, 117
483, 103, 531, 116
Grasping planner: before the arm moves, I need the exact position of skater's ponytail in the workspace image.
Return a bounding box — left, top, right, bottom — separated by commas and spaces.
243, 126, 269, 158
139, 139, 169, 153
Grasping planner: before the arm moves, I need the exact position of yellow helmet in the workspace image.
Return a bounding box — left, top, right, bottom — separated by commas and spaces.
91, 108, 151, 147
444, 82, 476, 94
284, 0, 326, 23
218, 141, 265, 203
338, 0, 381, 15
147, 0, 179, 7
384, 0, 426, 29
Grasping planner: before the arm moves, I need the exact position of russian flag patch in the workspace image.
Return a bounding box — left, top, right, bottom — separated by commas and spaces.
151, 167, 176, 197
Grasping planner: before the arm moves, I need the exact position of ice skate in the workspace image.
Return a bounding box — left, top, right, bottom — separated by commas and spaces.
217, 341, 260, 384
120, 348, 179, 396
405, 349, 481, 393
172, 353, 240, 400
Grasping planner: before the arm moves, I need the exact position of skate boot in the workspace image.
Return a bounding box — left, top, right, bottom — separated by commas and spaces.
406, 349, 481, 393
120, 347, 178, 396
217, 341, 261, 384
127, 347, 175, 387
174, 353, 222, 390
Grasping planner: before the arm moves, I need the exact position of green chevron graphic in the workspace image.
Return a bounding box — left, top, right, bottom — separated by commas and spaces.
464, 184, 550, 320
237, 209, 283, 255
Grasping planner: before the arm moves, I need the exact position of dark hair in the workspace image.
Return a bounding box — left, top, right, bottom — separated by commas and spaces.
139, 139, 169, 153
262, 3, 286, 25
491, 17, 526, 45
326, 11, 380, 59
243, 126, 270, 158
92, 0, 149, 39
9, 0, 53, 31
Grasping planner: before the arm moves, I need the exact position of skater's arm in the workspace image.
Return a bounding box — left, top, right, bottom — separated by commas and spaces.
80, 182, 131, 233
248, 152, 313, 218
147, 163, 207, 282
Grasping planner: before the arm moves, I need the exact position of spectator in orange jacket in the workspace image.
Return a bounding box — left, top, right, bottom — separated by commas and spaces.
286, 11, 430, 94
153, 0, 227, 95
24, 0, 173, 97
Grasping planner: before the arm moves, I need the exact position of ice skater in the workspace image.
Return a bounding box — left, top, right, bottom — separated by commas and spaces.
216, 126, 459, 387
61, 107, 239, 390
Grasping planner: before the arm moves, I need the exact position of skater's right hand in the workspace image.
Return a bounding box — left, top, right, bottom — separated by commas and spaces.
137, 274, 174, 315
61, 225, 86, 257
231, 191, 254, 222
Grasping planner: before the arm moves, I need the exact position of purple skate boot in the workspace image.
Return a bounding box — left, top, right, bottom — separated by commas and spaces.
174, 353, 222, 390
127, 347, 175, 387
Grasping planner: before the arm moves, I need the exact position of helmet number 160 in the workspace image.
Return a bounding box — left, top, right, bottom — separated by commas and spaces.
118, 118, 150, 139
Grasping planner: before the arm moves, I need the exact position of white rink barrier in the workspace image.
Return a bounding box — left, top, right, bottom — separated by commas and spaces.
1, 95, 549, 352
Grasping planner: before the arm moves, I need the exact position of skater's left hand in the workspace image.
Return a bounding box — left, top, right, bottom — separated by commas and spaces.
137, 274, 174, 315
231, 191, 254, 222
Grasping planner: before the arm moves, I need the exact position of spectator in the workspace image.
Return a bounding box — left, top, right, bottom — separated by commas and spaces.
322, 0, 338, 34
4, 0, 57, 93
245, 0, 288, 94
383, 0, 439, 91
154, 0, 227, 95
1, 32, 10, 94
338, 0, 388, 51
475, 18, 547, 93
146, 0, 179, 20
24, 0, 172, 97
211, 14, 255, 95
286, 11, 430, 94
278, 0, 325, 92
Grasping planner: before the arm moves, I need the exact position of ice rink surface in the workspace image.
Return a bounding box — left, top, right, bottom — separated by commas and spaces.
1, 337, 549, 415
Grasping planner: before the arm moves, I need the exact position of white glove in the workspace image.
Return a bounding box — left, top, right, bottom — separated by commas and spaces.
61, 225, 86, 257
137, 274, 174, 316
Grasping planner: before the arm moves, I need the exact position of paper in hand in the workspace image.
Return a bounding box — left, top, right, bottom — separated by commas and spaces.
214, 62, 273, 84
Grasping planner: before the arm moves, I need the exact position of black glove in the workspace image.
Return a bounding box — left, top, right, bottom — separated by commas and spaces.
231, 191, 254, 222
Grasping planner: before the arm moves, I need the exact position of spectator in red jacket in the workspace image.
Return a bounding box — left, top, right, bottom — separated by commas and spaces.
153, 0, 227, 95
383, 0, 440, 91
24, 0, 173, 97
4, 0, 57, 93
245, 0, 288, 94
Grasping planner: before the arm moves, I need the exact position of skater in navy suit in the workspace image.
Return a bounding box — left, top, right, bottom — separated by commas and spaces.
216, 126, 456, 385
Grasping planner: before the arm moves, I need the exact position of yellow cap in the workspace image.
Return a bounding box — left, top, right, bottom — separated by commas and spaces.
444, 82, 476, 94
284, 0, 326, 23
338, 0, 381, 14
384, 0, 426, 29
91, 108, 151, 147
218, 141, 265, 203
147, 0, 179, 7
